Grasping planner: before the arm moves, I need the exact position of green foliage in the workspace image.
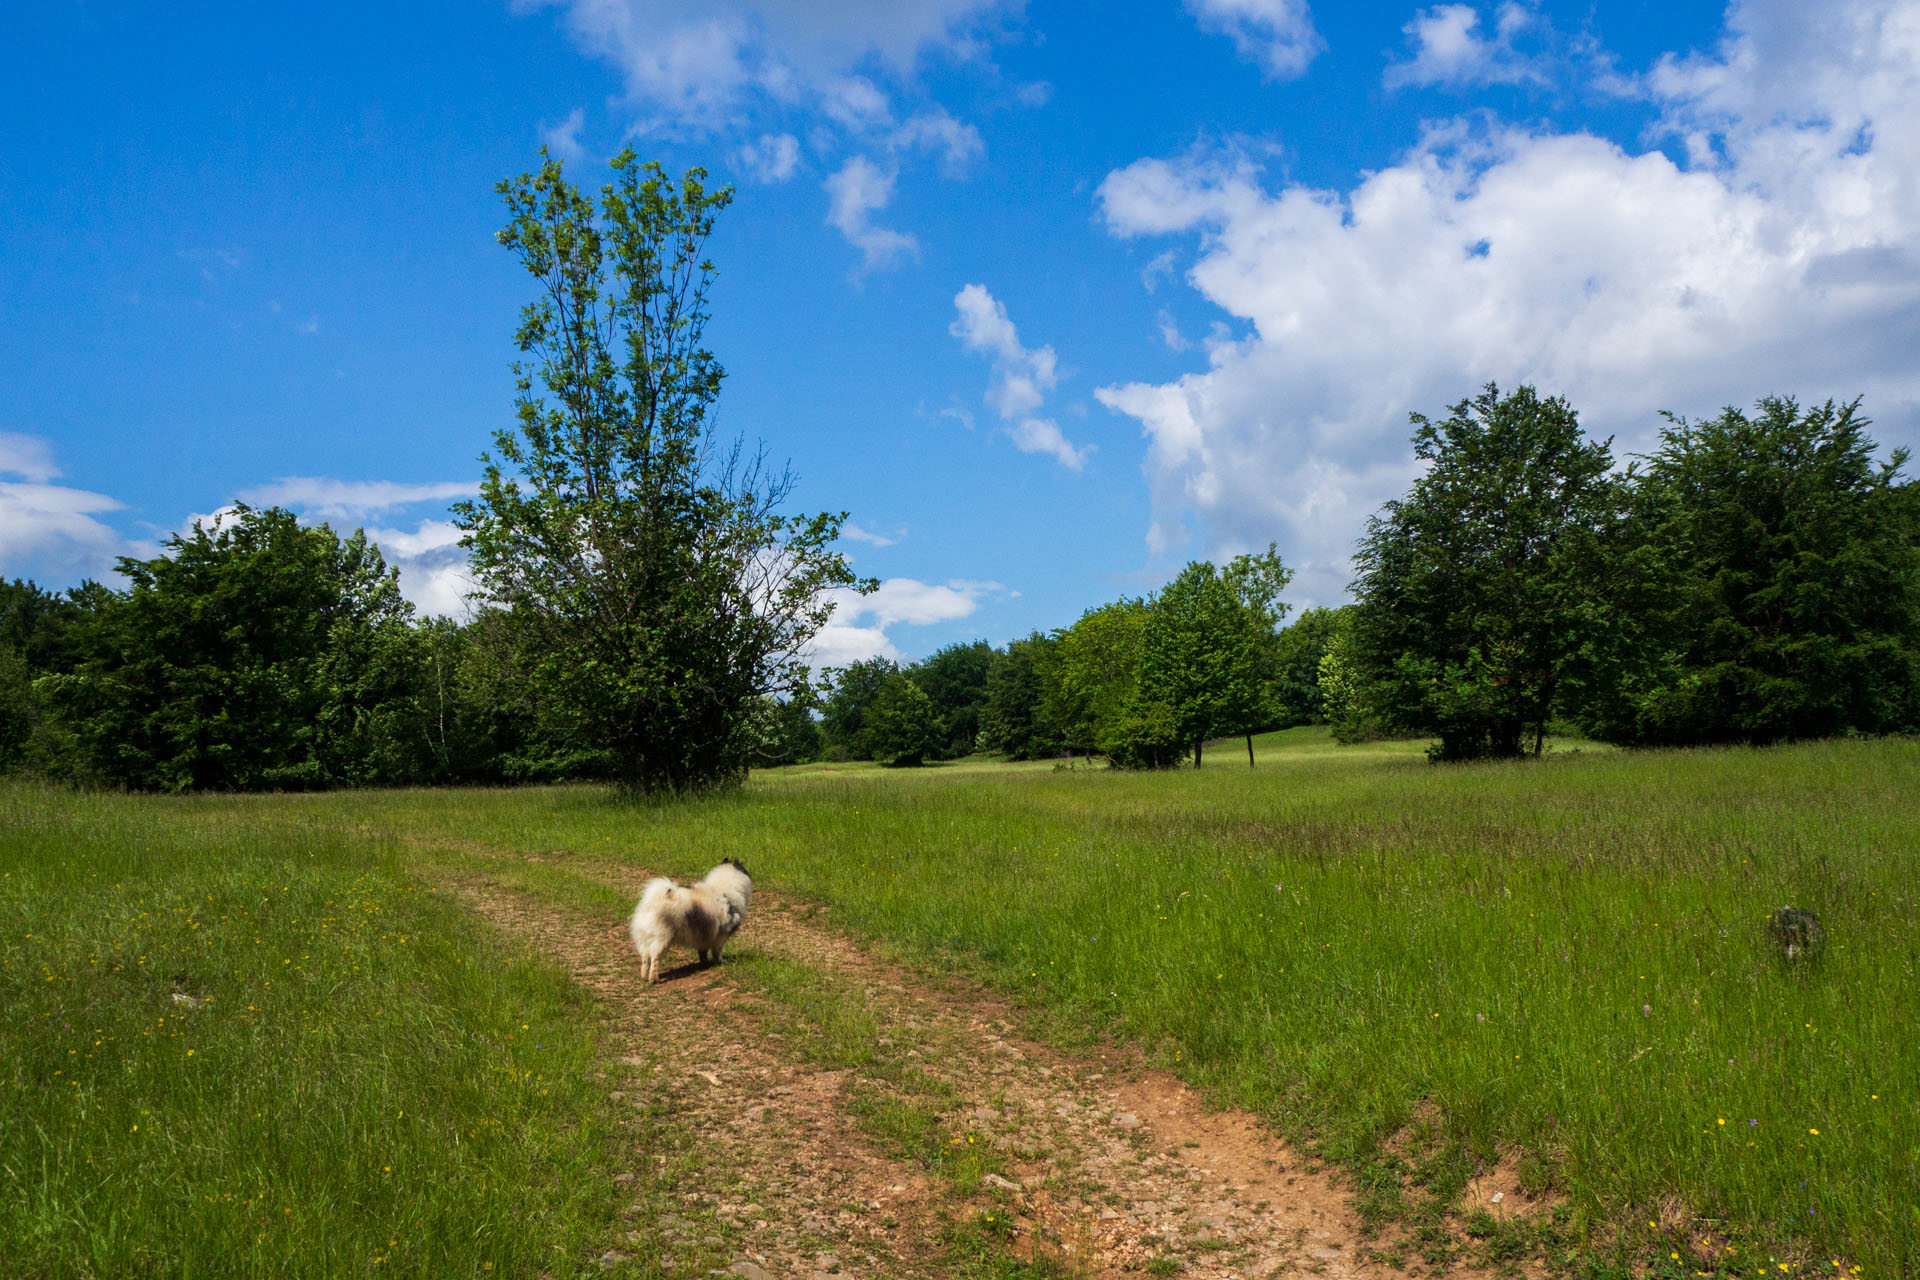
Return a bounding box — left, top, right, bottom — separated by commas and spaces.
1134, 547, 1291, 766
54, 505, 426, 791
0, 578, 85, 675
1270, 606, 1346, 726
748, 694, 823, 766
1352, 384, 1623, 762
0, 580, 99, 777
1095, 694, 1186, 769
980, 633, 1062, 760
819, 656, 897, 760
907, 640, 998, 758
867, 672, 942, 767
0, 645, 35, 771
1583, 397, 1920, 745
1315, 613, 1378, 744
1043, 598, 1152, 761
454, 150, 866, 794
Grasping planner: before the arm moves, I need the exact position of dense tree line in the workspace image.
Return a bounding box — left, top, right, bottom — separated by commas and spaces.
1343, 387, 1920, 759
6, 383, 1913, 789
1, 508, 628, 788
814, 387, 1918, 768
812, 548, 1295, 769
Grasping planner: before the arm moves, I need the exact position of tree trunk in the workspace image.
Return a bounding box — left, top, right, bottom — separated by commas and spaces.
1194, 737, 1203, 768
1532, 679, 1554, 757
1246, 732, 1255, 768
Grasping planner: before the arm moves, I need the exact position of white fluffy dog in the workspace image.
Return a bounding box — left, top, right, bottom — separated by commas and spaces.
629, 859, 753, 984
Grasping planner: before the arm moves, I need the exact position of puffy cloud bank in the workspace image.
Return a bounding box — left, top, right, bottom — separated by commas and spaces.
0, 433, 128, 584
808, 576, 1003, 666
1096, 0, 1920, 604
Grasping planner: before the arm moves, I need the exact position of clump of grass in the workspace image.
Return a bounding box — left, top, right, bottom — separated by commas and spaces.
0, 785, 655, 1277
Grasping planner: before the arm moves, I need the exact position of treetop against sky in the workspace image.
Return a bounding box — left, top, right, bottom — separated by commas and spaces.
3, 0, 1917, 664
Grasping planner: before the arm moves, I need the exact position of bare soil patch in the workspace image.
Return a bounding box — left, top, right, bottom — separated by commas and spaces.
434, 835, 1465, 1280
442, 879, 949, 1280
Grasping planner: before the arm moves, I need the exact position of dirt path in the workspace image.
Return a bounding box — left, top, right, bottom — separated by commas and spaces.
436, 852, 1441, 1280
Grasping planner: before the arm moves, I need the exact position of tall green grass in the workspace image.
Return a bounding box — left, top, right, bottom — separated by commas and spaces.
343, 731, 1919, 1276
0, 785, 645, 1278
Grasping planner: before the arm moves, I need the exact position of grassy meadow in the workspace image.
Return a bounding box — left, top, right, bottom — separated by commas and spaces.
5, 729, 1917, 1276
0, 786, 685, 1278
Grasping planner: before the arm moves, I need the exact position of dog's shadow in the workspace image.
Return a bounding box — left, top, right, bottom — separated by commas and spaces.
644, 957, 731, 986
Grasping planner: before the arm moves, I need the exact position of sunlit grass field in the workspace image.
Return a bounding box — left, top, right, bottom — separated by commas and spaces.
337, 729, 1919, 1276
0, 787, 663, 1278
4, 730, 1916, 1276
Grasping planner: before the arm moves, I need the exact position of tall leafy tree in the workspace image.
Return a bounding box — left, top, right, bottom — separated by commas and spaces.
1350, 384, 1624, 761
1135, 547, 1291, 767
454, 151, 866, 793
818, 656, 896, 760
866, 672, 941, 767
57, 505, 422, 791
1587, 397, 1920, 744
1041, 598, 1152, 762
0, 579, 90, 774
746, 694, 822, 767
1270, 606, 1346, 726
907, 640, 997, 758
981, 633, 1062, 760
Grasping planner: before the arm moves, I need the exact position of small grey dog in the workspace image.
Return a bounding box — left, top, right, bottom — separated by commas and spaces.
628, 859, 753, 983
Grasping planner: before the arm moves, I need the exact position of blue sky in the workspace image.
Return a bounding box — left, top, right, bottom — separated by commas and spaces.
5, 0, 1918, 665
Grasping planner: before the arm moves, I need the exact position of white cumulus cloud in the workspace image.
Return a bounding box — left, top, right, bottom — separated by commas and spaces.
539, 106, 589, 159
950, 284, 1092, 469
1385, 3, 1546, 90
524, 0, 1012, 124
0, 432, 62, 485
736, 131, 802, 181
807, 576, 1002, 665
1186, 0, 1324, 80
824, 155, 919, 268
0, 482, 127, 584
362, 520, 474, 619
1096, 0, 1920, 605
237, 477, 478, 521
888, 107, 985, 175
839, 521, 899, 547
0, 433, 128, 583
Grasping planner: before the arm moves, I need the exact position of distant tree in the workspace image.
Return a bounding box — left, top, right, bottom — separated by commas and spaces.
454, 150, 866, 794
818, 657, 895, 760
453, 610, 620, 782
1583, 397, 1920, 744
0, 580, 80, 773
1350, 384, 1624, 761
1042, 599, 1152, 762
57, 505, 423, 791
866, 673, 941, 766
1316, 614, 1378, 744
1135, 547, 1292, 767
907, 640, 997, 758
0, 579, 85, 675
0, 645, 35, 772
1219, 547, 1293, 763
747, 695, 822, 767
1270, 606, 1346, 726
981, 633, 1062, 760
